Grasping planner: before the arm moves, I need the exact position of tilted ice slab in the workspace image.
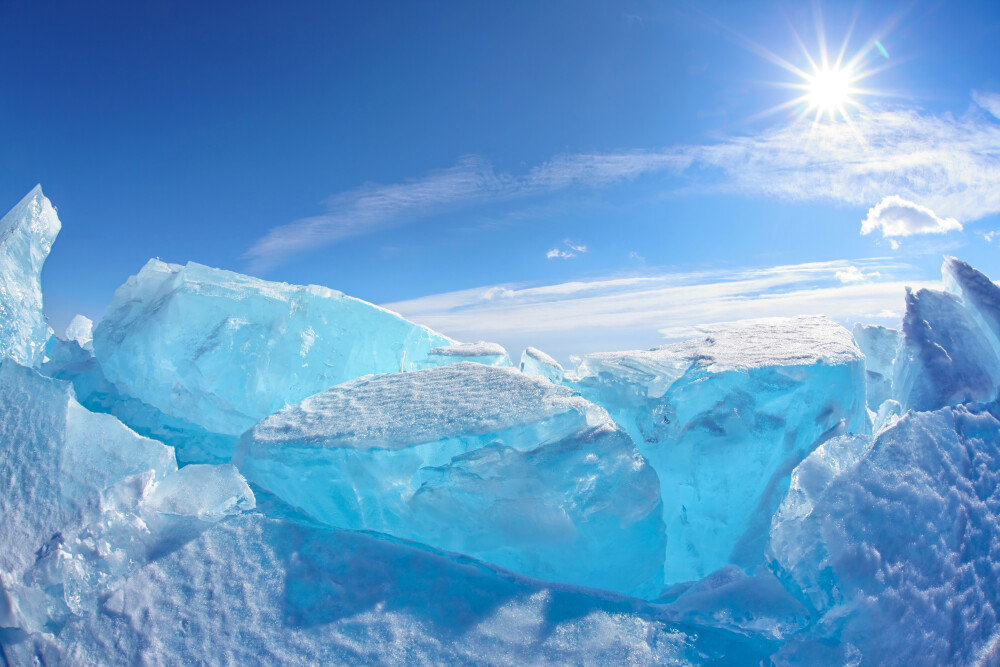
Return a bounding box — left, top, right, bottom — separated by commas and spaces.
0, 185, 60, 367
852, 323, 899, 410
234, 362, 666, 598
943, 256, 1000, 359
0, 359, 254, 636
893, 286, 1000, 412
93, 259, 456, 450
569, 316, 868, 584
768, 404, 1000, 665
520, 346, 565, 383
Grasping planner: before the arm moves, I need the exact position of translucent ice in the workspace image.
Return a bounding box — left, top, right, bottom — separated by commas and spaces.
943, 255, 1000, 358
234, 362, 665, 597
768, 403, 1000, 664
42, 337, 234, 464
93, 259, 456, 446
893, 286, 1000, 412
851, 323, 899, 409
520, 346, 565, 383
0, 185, 60, 367
569, 316, 868, 584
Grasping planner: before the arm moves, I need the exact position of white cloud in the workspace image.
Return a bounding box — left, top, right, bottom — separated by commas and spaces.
860, 195, 962, 238
834, 266, 881, 283
546, 239, 587, 259
385, 258, 926, 363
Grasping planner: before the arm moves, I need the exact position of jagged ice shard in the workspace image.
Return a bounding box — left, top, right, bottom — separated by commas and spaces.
234, 362, 666, 597
569, 316, 868, 584
0, 186, 59, 368
92, 259, 458, 459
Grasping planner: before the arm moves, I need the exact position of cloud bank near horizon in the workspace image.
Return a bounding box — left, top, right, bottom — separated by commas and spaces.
384, 258, 933, 363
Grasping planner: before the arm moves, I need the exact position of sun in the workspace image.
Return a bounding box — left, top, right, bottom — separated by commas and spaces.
804, 65, 858, 118
742, 13, 893, 131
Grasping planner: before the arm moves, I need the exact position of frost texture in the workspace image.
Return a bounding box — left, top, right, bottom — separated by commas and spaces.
768, 404, 1000, 665
235, 362, 665, 597
570, 316, 868, 583
93, 259, 456, 449
0, 186, 60, 367
852, 323, 898, 409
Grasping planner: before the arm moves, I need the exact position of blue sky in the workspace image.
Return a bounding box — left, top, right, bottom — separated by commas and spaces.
3, 0, 1000, 361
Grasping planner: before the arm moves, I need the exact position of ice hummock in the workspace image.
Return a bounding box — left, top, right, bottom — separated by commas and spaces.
768, 404, 1000, 665
92, 259, 459, 454
234, 362, 666, 598
569, 316, 868, 584
0, 185, 60, 368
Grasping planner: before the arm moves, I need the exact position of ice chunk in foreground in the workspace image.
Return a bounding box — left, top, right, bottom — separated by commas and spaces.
520, 346, 565, 383
893, 286, 1000, 412
570, 316, 868, 584
93, 259, 456, 444
851, 323, 898, 409
235, 362, 665, 597
0, 186, 60, 367
768, 403, 1000, 665
2, 509, 764, 666
0, 358, 255, 636
63, 314, 94, 351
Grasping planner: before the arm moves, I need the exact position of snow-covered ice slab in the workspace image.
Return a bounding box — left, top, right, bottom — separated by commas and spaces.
418, 340, 513, 367
235, 362, 666, 597
569, 316, 868, 584
0, 186, 60, 367
93, 259, 457, 446
852, 323, 899, 410
768, 403, 1000, 665
893, 286, 1000, 412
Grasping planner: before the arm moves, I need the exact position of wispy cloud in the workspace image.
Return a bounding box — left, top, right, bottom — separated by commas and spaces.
246, 92, 1000, 269
834, 265, 880, 283
384, 258, 929, 363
